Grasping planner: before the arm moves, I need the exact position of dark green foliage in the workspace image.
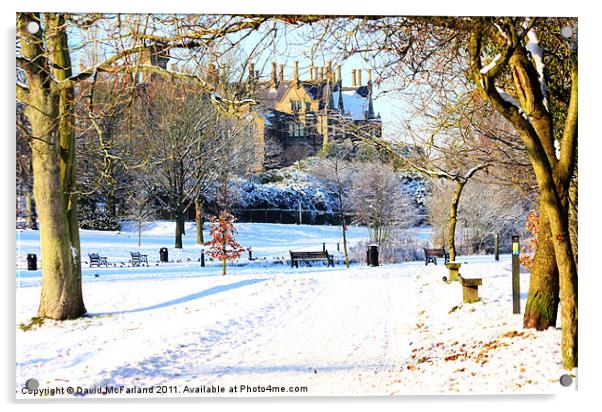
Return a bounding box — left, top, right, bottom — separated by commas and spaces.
78, 203, 120, 231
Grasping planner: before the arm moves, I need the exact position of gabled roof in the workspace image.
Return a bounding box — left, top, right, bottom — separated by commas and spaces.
254, 80, 293, 108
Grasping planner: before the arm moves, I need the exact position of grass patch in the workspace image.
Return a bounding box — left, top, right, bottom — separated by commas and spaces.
19, 317, 44, 331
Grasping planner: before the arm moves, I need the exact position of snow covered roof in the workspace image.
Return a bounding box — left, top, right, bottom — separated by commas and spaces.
334, 89, 370, 121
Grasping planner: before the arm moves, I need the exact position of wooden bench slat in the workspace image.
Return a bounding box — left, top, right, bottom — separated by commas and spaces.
290, 250, 334, 268
423, 247, 449, 266
89, 253, 108, 267
130, 251, 148, 266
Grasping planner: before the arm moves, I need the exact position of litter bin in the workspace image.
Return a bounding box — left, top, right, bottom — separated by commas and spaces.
367, 244, 379, 267
27, 253, 37, 271
159, 247, 168, 263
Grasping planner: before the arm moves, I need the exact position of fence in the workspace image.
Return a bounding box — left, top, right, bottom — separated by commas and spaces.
230, 208, 352, 226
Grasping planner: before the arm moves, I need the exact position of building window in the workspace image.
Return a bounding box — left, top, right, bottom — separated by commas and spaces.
305, 101, 311, 112
290, 100, 303, 112
289, 123, 294, 137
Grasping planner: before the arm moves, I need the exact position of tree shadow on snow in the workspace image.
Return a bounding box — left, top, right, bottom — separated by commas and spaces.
89, 278, 268, 316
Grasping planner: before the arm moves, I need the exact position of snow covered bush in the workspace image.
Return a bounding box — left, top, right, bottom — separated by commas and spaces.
78, 203, 120, 231
348, 163, 419, 244
350, 235, 429, 264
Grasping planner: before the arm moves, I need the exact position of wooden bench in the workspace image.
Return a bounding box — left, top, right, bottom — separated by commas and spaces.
424, 248, 449, 266
88, 253, 108, 267
290, 251, 334, 268
459, 276, 483, 303
130, 251, 148, 267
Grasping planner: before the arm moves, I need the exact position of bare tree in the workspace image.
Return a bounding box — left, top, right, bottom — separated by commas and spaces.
349, 162, 418, 245
16, 13, 262, 319
129, 78, 222, 249
308, 141, 355, 267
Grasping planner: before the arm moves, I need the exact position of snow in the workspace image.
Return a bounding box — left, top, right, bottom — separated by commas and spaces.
480, 53, 502, 75
525, 29, 549, 110
333, 90, 369, 121
495, 86, 529, 121
16, 223, 564, 397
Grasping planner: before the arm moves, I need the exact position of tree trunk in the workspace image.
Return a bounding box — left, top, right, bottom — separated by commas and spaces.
448, 180, 465, 262
25, 189, 37, 230
222, 244, 227, 275
18, 13, 86, 320
105, 192, 115, 217
523, 207, 559, 329
526, 143, 578, 369
175, 210, 184, 249
342, 222, 349, 268
195, 197, 204, 244
568, 173, 578, 265
31, 138, 85, 319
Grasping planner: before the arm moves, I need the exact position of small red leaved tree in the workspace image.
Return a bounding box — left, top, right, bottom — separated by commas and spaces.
520, 210, 539, 270
205, 211, 245, 275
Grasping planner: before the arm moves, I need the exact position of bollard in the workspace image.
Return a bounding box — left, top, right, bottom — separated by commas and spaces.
322, 243, 326, 252
248, 247, 253, 261
512, 235, 520, 314
337, 242, 340, 252
201, 250, 205, 267
494, 233, 499, 261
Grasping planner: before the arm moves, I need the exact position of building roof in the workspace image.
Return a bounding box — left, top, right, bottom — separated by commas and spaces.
252, 72, 378, 121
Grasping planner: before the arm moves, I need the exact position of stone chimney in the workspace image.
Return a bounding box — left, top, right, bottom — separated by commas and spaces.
279, 64, 284, 82
337, 65, 342, 84
327, 61, 333, 82
271, 61, 277, 88
320, 67, 324, 81
352, 69, 357, 87
357, 69, 362, 86
294, 61, 299, 86
309, 65, 314, 80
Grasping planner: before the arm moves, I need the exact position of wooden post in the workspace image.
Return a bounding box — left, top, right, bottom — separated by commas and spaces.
494, 233, 499, 261
249, 247, 253, 261
323, 243, 326, 252
512, 235, 520, 314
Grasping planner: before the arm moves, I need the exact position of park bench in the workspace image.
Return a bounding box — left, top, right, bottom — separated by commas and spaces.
130, 251, 148, 267
290, 250, 334, 268
424, 247, 449, 266
88, 253, 108, 267
459, 275, 483, 303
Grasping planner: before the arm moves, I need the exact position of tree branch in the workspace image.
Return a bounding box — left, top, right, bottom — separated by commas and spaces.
557, 59, 578, 182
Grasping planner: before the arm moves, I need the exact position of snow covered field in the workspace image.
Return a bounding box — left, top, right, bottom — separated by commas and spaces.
16, 222, 564, 397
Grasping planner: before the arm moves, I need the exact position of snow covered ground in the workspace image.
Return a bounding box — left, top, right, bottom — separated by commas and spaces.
15, 222, 564, 397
